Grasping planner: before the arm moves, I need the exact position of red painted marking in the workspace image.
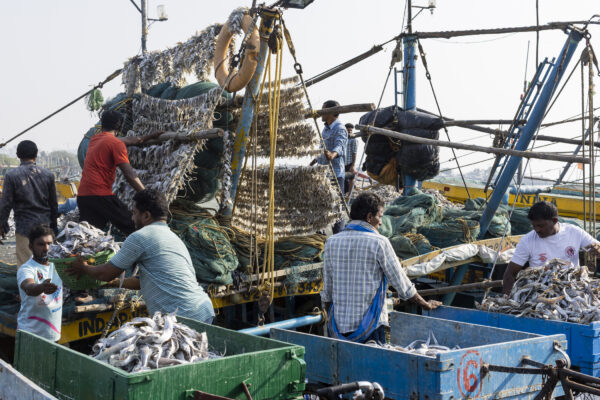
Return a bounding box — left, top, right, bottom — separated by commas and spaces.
28, 316, 60, 334
457, 350, 482, 398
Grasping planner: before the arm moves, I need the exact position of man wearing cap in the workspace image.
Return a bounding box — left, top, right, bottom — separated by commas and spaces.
310, 100, 348, 233
0, 140, 58, 266
344, 123, 358, 195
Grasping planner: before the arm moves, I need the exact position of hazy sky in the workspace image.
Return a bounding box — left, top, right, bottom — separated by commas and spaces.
2, 0, 599, 181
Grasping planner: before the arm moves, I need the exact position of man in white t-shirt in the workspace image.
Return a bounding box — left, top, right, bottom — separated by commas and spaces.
503, 201, 600, 294
16, 224, 63, 342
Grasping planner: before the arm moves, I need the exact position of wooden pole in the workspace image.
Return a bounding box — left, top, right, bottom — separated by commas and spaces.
417, 280, 502, 297
355, 124, 590, 164
128, 128, 224, 147
443, 119, 526, 126
304, 103, 375, 118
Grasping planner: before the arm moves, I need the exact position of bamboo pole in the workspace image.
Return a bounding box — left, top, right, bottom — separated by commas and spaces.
304, 103, 375, 118
443, 119, 526, 126
128, 128, 224, 147
417, 280, 502, 297
355, 124, 590, 164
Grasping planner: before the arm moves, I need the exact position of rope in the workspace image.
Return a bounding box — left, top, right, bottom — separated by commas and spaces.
347, 64, 395, 201
0, 68, 122, 148
417, 39, 471, 199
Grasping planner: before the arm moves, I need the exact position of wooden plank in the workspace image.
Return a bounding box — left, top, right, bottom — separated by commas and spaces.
128, 128, 224, 147
211, 280, 322, 309
0, 358, 57, 400
304, 103, 375, 118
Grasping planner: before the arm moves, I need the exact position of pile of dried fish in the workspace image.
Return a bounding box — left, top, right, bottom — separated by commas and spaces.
251, 77, 320, 158
48, 221, 120, 258
233, 165, 344, 237
350, 184, 400, 204
113, 86, 223, 206
122, 7, 246, 93
92, 312, 220, 372
422, 189, 462, 209
57, 208, 80, 231
478, 259, 600, 324
4, 211, 15, 237
367, 330, 459, 358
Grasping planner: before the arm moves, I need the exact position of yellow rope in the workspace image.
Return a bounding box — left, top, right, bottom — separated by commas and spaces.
259, 33, 283, 301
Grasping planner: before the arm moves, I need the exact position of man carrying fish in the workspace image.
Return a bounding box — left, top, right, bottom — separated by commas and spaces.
17, 224, 63, 342
0, 140, 58, 265
503, 200, 600, 294
77, 110, 161, 235
67, 189, 215, 324
321, 192, 440, 344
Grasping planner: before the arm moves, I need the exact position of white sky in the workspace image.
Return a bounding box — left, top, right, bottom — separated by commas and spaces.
2, 0, 600, 182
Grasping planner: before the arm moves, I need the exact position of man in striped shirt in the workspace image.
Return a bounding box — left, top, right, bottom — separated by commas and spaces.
322, 192, 440, 343
67, 189, 214, 323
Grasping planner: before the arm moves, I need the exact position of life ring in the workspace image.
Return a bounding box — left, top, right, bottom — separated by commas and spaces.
214, 14, 260, 92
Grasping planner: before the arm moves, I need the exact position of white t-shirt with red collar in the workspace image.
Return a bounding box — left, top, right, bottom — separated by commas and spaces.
511, 223, 598, 267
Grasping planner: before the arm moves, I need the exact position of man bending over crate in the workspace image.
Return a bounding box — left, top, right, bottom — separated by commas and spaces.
503, 200, 600, 294
67, 189, 215, 324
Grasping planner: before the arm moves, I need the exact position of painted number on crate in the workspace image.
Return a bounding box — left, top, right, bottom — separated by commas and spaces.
457, 350, 482, 398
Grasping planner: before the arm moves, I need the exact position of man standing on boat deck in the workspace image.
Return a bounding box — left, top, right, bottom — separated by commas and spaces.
344, 123, 358, 195
0, 140, 58, 266
77, 110, 160, 235
310, 100, 348, 233
321, 192, 440, 344
503, 200, 600, 294
67, 189, 215, 324
17, 225, 63, 342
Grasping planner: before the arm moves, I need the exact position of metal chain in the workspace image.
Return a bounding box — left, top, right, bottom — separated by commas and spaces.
281, 18, 350, 216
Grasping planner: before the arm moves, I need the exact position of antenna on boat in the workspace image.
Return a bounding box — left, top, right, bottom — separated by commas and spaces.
128, 0, 168, 55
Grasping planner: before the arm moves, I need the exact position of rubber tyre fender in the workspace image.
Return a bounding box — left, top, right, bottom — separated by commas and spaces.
213, 14, 260, 92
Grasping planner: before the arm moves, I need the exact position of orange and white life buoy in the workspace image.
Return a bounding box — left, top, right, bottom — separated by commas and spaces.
214, 14, 260, 92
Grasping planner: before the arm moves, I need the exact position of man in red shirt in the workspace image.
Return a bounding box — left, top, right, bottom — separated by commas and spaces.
77, 110, 159, 234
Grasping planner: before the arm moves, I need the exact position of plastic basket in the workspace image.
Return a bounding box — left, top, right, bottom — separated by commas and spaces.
51, 250, 115, 290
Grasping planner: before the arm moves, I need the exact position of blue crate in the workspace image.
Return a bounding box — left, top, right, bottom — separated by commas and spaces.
271, 311, 567, 399
425, 306, 600, 376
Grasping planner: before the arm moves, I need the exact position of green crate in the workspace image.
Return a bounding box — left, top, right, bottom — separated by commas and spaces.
51, 250, 114, 290
14, 317, 306, 400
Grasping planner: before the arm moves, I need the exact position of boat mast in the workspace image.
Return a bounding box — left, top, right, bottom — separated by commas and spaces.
402, 0, 420, 195
141, 0, 148, 55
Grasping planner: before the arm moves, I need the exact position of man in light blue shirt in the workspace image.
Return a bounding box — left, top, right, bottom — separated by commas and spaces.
311, 100, 348, 233
67, 189, 214, 323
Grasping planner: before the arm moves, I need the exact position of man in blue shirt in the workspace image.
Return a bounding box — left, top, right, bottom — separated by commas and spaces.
311, 100, 348, 233
67, 189, 214, 323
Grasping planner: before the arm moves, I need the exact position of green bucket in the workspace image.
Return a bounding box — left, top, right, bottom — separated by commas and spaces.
51, 250, 115, 290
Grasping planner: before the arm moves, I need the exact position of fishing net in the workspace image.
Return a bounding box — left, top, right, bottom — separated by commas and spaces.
378, 190, 518, 257
417, 218, 480, 248
231, 226, 325, 271
169, 201, 239, 285
382, 193, 443, 235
